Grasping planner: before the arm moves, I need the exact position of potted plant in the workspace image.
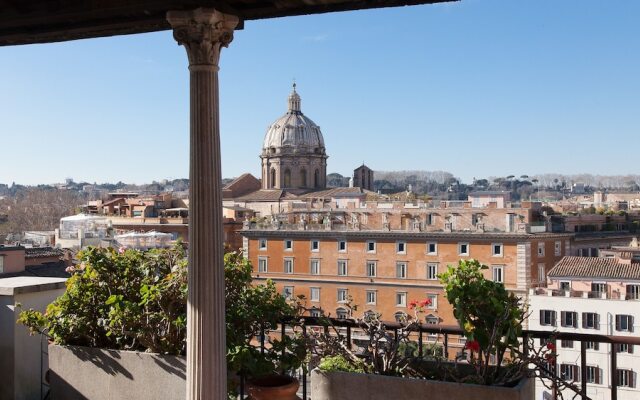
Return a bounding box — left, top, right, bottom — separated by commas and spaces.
308, 259, 576, 400
18, 246, 307, 400
224, 252, 307, 400
18, 245, 189, 400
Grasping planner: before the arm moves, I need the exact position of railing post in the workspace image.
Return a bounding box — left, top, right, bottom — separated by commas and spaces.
302, 324, 307, 400
444, 333, 449, 359
347, 326, 352, 350
581, 340, 587, 399
611, 343, 617, 400
418, 330, 423, 358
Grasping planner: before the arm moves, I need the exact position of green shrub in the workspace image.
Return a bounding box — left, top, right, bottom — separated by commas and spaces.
19, 245, 187, 354
318, 355, 365, 373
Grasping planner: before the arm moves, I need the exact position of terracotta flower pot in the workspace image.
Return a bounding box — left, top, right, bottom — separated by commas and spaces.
247, 375, 301, 400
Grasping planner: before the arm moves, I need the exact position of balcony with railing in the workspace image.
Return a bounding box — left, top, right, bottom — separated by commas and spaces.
227, 316, 640, 400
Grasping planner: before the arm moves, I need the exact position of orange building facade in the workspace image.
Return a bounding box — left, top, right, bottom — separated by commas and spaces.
242, 229, 573, 341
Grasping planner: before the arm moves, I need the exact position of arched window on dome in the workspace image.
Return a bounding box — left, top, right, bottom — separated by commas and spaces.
314, 169, 320, 188
284, 169, 291, 188
300, 169, 307, 188
270, 168, 276, 188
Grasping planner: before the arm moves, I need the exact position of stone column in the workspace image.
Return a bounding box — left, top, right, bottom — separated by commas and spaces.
167, 8, 239, 400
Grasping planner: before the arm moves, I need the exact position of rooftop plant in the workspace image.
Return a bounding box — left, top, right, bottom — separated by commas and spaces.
18, 245, 306, 398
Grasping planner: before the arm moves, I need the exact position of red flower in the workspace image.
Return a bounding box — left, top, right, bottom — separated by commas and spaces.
408, 300, 418, 310
465, 340, 480, 352
546, 342, 556, 351
419, 299, 431, 307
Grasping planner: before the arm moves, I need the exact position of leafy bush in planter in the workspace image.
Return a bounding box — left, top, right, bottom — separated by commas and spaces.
19, 246, 306, 396
19, 245, 187, 354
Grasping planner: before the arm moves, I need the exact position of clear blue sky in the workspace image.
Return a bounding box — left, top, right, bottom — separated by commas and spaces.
1, 0, 638, 185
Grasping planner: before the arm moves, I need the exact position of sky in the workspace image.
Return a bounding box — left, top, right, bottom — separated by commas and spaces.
0, 0, 639, 186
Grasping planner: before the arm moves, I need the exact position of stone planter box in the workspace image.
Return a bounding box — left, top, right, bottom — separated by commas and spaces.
311, 369, 534, 400
48, 344, 186, 400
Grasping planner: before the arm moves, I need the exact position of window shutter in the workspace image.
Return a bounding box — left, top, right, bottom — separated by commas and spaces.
631, 371, 636, 389
595, 314, 600, 330
616, 315, 621, 331
630, 316, 634, 333
582, 313, 587, 329
595, 368, 601, 385
560, 311, 566, 327
552, 311, 557, 326
540, 310, 545, 324
630, 345, 634, 354
574, 366, 580, 382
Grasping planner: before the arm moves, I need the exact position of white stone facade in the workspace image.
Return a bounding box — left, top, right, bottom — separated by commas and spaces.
529, 288, 640, 400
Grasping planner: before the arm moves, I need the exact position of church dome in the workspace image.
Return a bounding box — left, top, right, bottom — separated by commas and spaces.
262, 84, 326, 156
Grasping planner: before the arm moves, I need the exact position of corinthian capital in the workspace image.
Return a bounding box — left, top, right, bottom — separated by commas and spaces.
167, 8, 239, 67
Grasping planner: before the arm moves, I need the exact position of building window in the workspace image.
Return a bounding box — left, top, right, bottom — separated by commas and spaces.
310, 259, 320, 275
283, 286, 294, 300
427, 263, 438, 280
394, 312, 407, 323
427, 242, 437, 255
560, 281, 571, 291
338, 240, 347, 252
426, 315, 439, 324
537, 263, 545, 283
310, 287, 320, 302
284, 239, 293, 251
336, 307, 348, 319
585, 341, 599, 351
540, 310, 556, 326
366, 290, 377, 305
492, 243, 503, 257
616, 344, 634, 354
396, 241, 406, 254
617, 369, 635, 388
310, 240, 320, 252
258, 257, 268, 273
310, 308, 322, 317
337, 260, 348, 276
300, 169, 307, 187
366, 261, 377, 277
284, 169, 291, 187
627, 284, 640, 300
591, 282, 607, 296
337, 289, 348, 303
561, 311, 578, 328
284, 258, 294, 274
538, 242, 545, 257
426, 294, 437, 309
363, 310, 377, 321
396, 292, 407, 307
259, 238, 267, 250
582, 312, 600, 330
396, 262, 407, 279
554, 241, 562, 256
616, 315, 634, 332
560, 364, 579, 381
366, 240, 376, 253
586, 366, 601, 384
561, 340, 574, 349
492, 265, 504, 283
458, 243, 469, 256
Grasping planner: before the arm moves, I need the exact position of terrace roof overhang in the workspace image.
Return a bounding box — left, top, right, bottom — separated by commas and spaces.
0, 0, 455, 46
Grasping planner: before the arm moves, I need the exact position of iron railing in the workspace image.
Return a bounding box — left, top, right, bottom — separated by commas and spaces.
238, 316, 640, 400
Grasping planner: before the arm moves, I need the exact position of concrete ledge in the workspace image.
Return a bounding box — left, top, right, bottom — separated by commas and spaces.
311, 369, 533, 400
49, 345, 186, 400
